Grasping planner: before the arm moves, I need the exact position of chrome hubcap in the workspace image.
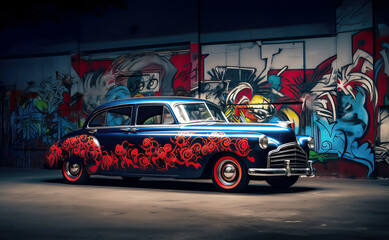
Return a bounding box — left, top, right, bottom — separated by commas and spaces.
69, 163, 80, 175
64, 162, 81, 179
217, 159, 239, 186
222, 164, 236, 180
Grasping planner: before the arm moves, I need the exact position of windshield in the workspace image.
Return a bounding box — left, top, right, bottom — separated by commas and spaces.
174, 103, 228, 123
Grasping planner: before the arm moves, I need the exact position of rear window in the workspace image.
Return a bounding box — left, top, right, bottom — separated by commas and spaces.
88, 106, 132, 127
106, 107, 132, 126
89, 111, 106, 127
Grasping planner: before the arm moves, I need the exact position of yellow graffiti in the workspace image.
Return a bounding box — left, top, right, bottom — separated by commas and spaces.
224, 94, 300, 129
279, 107, 300, 129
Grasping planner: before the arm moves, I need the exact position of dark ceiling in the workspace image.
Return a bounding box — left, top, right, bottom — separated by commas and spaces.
0, 0, 128, 31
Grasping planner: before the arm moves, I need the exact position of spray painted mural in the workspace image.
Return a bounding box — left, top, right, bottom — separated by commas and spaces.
70, 51, 192, 116
201, 31, 380, 177
375, 27, 389, 177
1, 35, 388, 177
0, 49, 193, 167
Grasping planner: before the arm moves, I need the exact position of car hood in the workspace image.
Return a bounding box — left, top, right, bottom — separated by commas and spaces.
180, 122, 296, 144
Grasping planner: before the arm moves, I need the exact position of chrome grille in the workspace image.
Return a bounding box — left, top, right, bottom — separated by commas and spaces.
268, 143, 307, 168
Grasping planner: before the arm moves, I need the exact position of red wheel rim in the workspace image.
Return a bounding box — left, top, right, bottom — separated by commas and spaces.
63, 162, 83, 182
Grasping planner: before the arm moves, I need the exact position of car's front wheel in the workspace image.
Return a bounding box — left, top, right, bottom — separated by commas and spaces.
62, 161, 90, 184
211, 156, 249, 192
265, 176, 299, 189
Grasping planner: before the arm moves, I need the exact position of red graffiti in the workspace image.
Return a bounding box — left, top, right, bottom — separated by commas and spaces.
100, 132, 253, 172
47, 132, 254, 174
46, 143, 63, 168
46, 135, 102, 174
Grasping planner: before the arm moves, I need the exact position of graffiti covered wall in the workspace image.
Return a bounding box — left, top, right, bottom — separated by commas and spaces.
375, 23, 389, 177
0, 0, 388, 178
0, 56, 73, 167
1, 35, 387, 177
201, 30, 384, 178
0, 48, 193, 167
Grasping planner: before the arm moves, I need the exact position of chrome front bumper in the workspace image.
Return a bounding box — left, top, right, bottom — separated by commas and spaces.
248, 160, 315, 177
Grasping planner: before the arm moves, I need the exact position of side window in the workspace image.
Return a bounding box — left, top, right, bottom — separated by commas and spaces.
137, 105, 176, 125
106, 106, 133, 126
137, 105, 163, 125
162, 106, 175, 124
184, 103, 211, 120
88, 106, 132, 128
207, 104, 226, 121
89, 111, 106, 127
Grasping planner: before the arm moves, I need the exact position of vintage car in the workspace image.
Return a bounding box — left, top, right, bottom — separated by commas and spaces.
45, 96, 315, 192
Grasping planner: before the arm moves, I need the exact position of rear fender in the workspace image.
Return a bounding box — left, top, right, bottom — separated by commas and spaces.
45, 134, 102, 174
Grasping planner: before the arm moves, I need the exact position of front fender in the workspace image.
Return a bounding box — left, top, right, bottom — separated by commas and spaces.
181, 131, 280, 178
296, 135, 312, 153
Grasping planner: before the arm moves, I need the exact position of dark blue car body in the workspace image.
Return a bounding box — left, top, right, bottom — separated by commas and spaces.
45, 96, 314, 191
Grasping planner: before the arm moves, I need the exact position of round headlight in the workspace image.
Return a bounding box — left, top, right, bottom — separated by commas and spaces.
307, 136, 315, 149
259, 135, 268, 149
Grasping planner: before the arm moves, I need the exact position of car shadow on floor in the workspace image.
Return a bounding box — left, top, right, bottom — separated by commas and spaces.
43, 177, 321, 195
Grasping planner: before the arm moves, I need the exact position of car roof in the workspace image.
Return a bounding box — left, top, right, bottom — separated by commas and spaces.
92, 96, 213, 112
83, 96, 219, 129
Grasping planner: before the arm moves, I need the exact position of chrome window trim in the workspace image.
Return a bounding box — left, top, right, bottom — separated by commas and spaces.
85, 100, 227, 129
132, 124, 181, 129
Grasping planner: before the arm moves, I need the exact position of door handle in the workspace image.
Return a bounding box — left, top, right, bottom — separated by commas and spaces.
121, 127, 137, 133
88, 129, 97, 134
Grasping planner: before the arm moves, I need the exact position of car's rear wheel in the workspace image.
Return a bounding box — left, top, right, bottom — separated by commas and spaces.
211, 156, 249, 192
265, 176, 299, 189
62, 161, 90, 184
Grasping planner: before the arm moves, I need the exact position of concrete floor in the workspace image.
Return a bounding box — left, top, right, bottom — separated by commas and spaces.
0, 167, 388, 240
